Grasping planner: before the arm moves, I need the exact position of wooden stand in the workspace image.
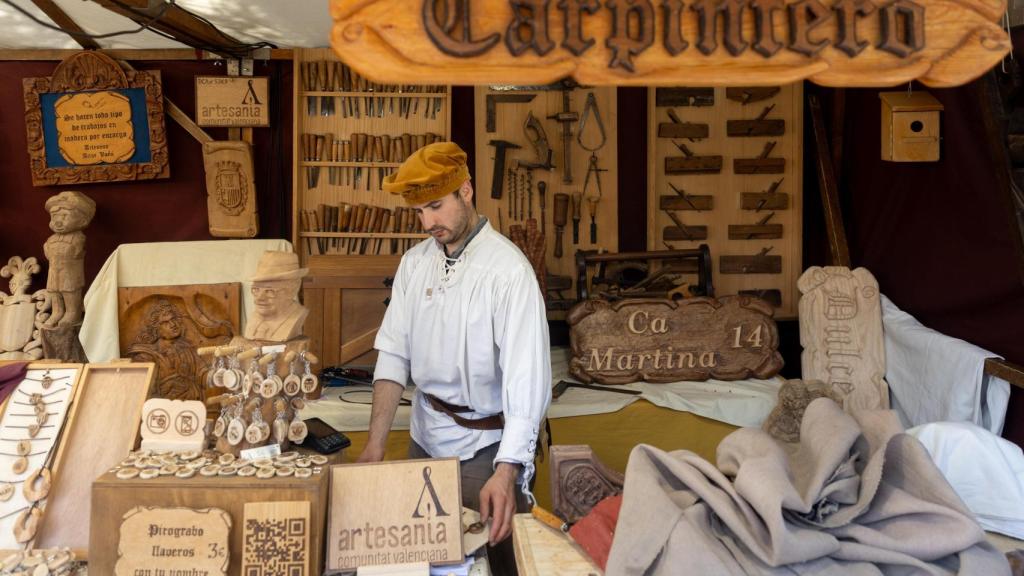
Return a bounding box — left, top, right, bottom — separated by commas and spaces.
89, 470, 330, 576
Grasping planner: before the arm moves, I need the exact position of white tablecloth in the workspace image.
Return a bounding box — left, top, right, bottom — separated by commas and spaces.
81, 239, 292, 362
301, 347, 784, 431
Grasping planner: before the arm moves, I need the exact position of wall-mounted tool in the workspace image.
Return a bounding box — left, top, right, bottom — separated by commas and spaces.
516, 112, 555, 170
538, 181, 547, 234
488, 140, 521, 199
739, 289, 782, 307
727, 104, 785, 137
662, 210, 709, 241
553, 193, 569, 258
741, 178, 788, 210
548, 88, 580, 184
655, 87, 714, 107
578, 92, 607, 244
571, 192, 582, 244
486, 93, 536, 132
658, 109, 709, 139
660, 182, 712, 211
720, 246, 782, 274
726, 86, 780, 105
665, 142, 723, 174
728, 212, 782, 240
734, 141, 785, 174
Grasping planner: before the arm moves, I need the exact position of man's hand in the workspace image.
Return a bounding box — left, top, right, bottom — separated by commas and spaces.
479, 462, 520, 545
356, 444, 385, 463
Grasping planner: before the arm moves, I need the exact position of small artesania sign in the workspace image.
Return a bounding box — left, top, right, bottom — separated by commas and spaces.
328, 458, 463, 571
330, 0, 1009, 87
195, 76, 270, 127
567, 296, 784, 384
114, 507, 231, 576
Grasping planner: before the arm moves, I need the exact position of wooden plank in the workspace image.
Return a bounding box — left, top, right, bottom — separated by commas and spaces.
741, 193, 790, 210
665, 155, 723, 174
0, 49, 293, 61
29, 0, 101, 50
512, 514, 602, 576
89, 0, 252, 56
339, 328, 378, 365
329, 0, 1008, 88
720, 255, 783, 274
659, 195, 712, 211
733, 158, 785, 174
35, 363, 155, 558
985, 358, 1024, 390
302, 287, 325, 363
655, 88, 714, 107
728, 224, 784, 239
657, 122, 709, 139
322, 287, 342, 367
726, 119, 785, 137
808, 95, 851, 266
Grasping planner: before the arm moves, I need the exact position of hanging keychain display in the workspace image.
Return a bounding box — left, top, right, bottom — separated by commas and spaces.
300, 352, 318, 394
283, 356, 302, 397
261, 354, 283, 399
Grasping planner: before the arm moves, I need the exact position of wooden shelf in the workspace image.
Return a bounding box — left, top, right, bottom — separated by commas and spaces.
301, 161, 402, 168
299, 232, 428, 239
301, 91, 447, 98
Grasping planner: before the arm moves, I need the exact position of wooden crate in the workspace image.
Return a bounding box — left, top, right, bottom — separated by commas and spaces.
646, 85, 803, 318
303, 255, 401, 368
292, 48, 449, 264
473, 86, 619, 315
89, 470, 330, 575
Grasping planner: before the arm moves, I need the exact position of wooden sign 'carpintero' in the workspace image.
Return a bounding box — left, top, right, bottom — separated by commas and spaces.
567, 296, 783, 384
330, 0, 1009, 87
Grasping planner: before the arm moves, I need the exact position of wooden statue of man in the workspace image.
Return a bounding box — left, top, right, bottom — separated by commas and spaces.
43, 190, 95, 328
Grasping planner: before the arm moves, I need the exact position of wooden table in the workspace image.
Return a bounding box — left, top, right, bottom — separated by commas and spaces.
512, 514, 601, 576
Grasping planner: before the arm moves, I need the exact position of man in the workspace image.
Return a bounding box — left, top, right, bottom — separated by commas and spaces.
244, 251, 309, 342
357, 142, 551, 550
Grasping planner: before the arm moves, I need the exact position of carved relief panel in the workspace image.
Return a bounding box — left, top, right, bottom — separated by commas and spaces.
798, 266, 888, 411
549, 445, 624, 524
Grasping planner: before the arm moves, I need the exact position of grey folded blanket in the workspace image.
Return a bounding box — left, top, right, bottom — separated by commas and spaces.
606, 398, 1010, 575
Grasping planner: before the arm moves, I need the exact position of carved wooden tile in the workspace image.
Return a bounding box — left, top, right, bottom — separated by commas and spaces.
549, 445, 624, 524
798, 267, 889, 411
118, 283, 240, 401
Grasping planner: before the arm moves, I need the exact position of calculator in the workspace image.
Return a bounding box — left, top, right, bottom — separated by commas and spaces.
302, 417, 351, 454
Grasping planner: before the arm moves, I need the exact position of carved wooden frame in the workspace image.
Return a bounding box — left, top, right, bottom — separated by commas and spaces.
22, 51, 169, 186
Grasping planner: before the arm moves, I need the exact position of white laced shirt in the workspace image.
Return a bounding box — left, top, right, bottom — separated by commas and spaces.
373, 218, 551, 498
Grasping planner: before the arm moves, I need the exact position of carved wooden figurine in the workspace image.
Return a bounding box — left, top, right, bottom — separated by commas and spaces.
43, 191, 95, 328
0, 256, 47, 360
549, 445, 624, 524
798, 266, 889, 411
243, 251, 309, 342
762, 379, 840, 443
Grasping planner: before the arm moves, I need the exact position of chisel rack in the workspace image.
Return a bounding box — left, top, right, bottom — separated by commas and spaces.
473, 85, 619, 316
647, 84, 803, 318
292, 48, 451, 263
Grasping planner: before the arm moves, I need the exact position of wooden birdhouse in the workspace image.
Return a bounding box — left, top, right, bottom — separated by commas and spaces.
879, 92, 943, 162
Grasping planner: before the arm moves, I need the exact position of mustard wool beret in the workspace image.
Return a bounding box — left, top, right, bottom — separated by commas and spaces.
383, 141, 470, 205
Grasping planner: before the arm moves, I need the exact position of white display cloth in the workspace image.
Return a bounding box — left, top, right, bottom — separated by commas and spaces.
882, 295, 1010, 434
81, 239, 292, 362
301, 347, 784, 432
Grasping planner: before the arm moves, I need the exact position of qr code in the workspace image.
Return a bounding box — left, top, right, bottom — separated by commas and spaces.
242, 516, 308, 576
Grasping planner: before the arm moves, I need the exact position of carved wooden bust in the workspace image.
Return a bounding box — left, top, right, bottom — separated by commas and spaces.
243, 251, 309, 342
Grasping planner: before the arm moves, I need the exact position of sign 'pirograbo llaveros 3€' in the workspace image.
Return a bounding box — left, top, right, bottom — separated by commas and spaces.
330, 0, 1010, 87
328, 458, 463, 571
568, 296, 784, 384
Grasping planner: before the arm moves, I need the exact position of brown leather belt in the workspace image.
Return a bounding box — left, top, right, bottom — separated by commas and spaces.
424, 393, 505, 431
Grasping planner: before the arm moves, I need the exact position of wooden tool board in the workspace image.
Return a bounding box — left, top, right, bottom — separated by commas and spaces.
474, 86, 618, 315
647, 84, 803, 318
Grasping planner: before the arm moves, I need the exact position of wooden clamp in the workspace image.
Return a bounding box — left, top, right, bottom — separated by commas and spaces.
665, 142, 723, 174
734, 141, 785, 174
727, 104, 785, 137
720, 246, 782, 274
658, 109, 709, 140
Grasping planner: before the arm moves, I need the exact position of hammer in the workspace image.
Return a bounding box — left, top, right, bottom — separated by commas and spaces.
489, 140, 521, 199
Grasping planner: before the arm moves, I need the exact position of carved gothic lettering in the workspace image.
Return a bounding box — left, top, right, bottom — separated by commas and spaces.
423, 0, 501, 57
690, 0, 718, 55
661, 0, 688, 55
786, 0, 832, 57
719, 0, 750, 56
605, 0, 655, 71
559, 0, 600, 55
750, 0, 784, 57
506, 0, 556, 55
628, 310, 649, 334
878, 0, 925, 57
834, 0, 876, 56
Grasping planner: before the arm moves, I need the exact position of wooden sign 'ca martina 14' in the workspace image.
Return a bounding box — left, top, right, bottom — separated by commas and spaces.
330, 0, 1009, 87
567, 296, 783, 384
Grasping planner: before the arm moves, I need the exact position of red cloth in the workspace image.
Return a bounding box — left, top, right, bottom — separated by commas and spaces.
568, 494, 623, 571
0, 362, 29, 405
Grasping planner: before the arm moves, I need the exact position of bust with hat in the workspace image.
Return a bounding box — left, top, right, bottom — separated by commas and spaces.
243, 250, 309, 342
43, 190, 96, 328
